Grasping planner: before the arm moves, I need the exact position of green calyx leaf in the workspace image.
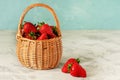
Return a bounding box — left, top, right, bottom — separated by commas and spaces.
52, 26, 58, 36
29, 32, 35, 36
67, 64, 72, 72
24, 21, 27, 23
23, 21, 27, 25
34, 24, 36, 26
29, 32, 37, 40
76, 58, 80, 63
38, 21, 45, 26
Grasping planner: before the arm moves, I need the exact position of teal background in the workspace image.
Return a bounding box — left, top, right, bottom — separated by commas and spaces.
0, 0, 120, 30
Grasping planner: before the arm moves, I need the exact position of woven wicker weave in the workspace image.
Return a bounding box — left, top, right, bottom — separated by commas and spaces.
16, 3, 62, 70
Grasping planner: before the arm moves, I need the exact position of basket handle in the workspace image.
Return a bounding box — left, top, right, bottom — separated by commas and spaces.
17, 3, 61, 37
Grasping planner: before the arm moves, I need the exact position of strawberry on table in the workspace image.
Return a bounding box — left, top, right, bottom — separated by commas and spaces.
70, 63, 86, 78
62, 58, 80, 73
61, 58, 87, 78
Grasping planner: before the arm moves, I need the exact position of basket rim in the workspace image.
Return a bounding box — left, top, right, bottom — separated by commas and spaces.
17, 35, 61, 42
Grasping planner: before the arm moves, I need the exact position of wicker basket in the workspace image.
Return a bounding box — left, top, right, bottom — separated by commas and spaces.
16, 3, 62, 70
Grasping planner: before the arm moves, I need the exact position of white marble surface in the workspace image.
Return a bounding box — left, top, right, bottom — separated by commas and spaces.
0, 30, 120, 80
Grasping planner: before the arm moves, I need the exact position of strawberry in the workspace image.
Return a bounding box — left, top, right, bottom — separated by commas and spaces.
39, 24, 53, 35
37, 33, 48, 40
62, 58, 80, 73
39, 24, 57, 39
70, 63, 86, 78
23, 22, 37, 34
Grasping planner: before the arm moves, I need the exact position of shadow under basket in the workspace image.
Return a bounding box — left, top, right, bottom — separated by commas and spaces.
16, 3, 62, 70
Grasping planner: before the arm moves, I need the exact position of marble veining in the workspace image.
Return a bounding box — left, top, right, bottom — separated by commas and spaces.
0, 30, 120, 80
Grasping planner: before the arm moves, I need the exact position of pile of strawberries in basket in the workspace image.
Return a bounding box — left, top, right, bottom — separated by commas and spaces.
21, 21, 58, 40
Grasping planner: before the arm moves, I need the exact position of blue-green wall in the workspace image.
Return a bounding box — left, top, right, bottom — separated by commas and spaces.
0, 0, 120, 30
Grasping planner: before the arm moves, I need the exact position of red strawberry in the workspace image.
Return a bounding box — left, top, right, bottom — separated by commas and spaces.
39, 24, 53, 35
70, 63, 86, 78
62, 58, 80, 73
23, 22, 37, 34
37, 33, 48, 40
